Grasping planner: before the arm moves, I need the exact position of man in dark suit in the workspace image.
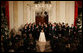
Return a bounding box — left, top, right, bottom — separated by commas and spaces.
61, 22, 65, 36
52, 24, 56, 39
35, 25, 40, 40
70, 24, 75, 38
73, 26, 79, 37
27, 34, 36, 52
22, 24, 28, 38
44, 24, 49, 40
58, 23, 62, 38
48, 23, 52, 40
53, 24, 58, 37
65, 23, 69, 37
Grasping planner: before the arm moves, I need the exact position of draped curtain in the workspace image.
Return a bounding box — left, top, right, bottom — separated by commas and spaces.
1, 1, 10, 29
74, 1, 78, 26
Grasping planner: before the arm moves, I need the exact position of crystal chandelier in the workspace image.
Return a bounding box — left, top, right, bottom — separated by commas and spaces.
35, 1, 52, 12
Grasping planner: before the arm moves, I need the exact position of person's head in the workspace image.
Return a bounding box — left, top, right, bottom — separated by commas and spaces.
17, 30, 21, 36
58, 23, 61, 26
62, 22, 64, 25
44, 22, 46, 25
32, 24, 34, 27
52, 24, 54, 26
24, 24, 27, 28
49, 24, 51, 26
8, 49, 15, 52
10, 28, 16, 36
75, 26, 77, 28
29, 34, 33, 38
45, 24, 47, 27
37, 13, 39, 15
23, 33, 27, 38
54, 22, 56, 25
29, 24, 31, 28
65, 23, 68, 26
1, 34, 4, 41
71, 24, 74, 27
26, 22, 28, 25
41, 29, 44, 32
39, 22, 41, 25
41, 24, 43, 27
33, 22, 36, 25
44, 11, 47, 15
41, 12, 43, 14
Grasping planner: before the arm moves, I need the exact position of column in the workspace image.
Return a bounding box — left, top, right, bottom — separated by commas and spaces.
56, 1, 60, 23
9, 1, 13, 30
59, 1, 66, 23
13, 1, 18, 31
65, 1, 75, 26
18, 1, 23, 28
23, 1, 27, 24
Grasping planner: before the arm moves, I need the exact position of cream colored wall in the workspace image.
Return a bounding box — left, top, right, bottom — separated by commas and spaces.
9, 1, 13, 30
18, 1, 23, 28
56, 1, 75, 26
56, 1, 60, 23
23, 1, 27, 24
9, 1, 75, 30
13, 1, 18, 31
9, 1, 24, 31
65, 1, 75, 26
49, 1, 56, 23
59, 1, 66, 23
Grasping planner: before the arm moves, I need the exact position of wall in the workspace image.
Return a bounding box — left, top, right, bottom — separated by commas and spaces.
49, 1, 56, 23
9, 1, 13, 30
9, 1, 75, 30
9, 1, 24, 31
56, 1, 75, 26
18, 1, 23, 28
65, 1, 75, 26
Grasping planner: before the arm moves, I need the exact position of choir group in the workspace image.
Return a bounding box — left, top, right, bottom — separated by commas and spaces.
1, 22, 82, 52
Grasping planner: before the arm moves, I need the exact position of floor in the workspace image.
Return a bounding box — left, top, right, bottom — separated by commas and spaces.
36, 40, 53, 52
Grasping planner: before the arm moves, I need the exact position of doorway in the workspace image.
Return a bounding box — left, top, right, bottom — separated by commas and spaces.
35, 11, 48, 25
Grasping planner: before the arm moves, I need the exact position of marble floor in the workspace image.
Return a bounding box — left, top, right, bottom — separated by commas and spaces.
36, 40, 53, 52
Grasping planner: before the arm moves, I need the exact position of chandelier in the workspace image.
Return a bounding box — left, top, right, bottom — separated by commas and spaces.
34, 1, 51, 4
34, 1, 52, 12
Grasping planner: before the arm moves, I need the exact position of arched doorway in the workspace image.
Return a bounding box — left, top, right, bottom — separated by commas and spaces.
35, 11, 48, 25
